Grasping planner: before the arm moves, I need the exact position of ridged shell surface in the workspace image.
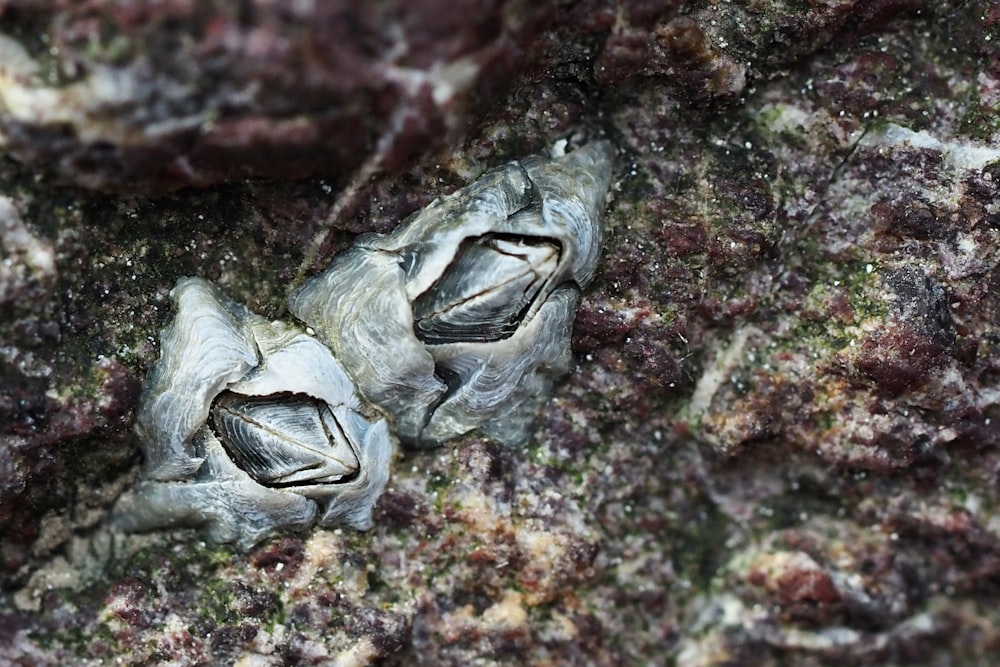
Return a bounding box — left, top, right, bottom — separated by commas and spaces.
116, 277, 392, 549
289, 142, 613, 447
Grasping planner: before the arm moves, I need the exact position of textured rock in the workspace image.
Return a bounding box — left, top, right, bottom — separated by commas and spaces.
1, 0, 999, 665
0, 1, 554, 191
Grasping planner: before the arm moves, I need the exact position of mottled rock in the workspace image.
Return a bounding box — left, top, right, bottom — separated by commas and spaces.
2, 0, 999, 665
0, 1, 556, 191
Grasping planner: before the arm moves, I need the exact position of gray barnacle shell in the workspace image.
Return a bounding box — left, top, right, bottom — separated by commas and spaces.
289, 141, 613, 447
115, 277, 392, 548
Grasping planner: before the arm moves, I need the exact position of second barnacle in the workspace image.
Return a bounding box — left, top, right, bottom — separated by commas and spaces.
114, 277, 392, 549
289, 141, 614, 447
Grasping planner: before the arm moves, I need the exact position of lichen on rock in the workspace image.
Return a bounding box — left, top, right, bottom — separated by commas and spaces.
2, 1, 999, 665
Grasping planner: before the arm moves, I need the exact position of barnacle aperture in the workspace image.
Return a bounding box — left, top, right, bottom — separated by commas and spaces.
412, 234, 561, 343
210, 392, 360, 487
289, 141, 614, 447
114, 277, 392, 548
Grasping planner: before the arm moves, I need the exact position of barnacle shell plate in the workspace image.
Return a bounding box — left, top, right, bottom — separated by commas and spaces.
116, 277, 392, 548
289, 141, 613, 446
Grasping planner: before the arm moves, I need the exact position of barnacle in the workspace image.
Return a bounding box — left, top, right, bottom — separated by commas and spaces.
114, 277, 392, 549
289, 141, 614, 447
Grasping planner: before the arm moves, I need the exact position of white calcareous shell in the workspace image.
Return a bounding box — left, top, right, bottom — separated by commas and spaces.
115, 277, 392, 548
289, 141, 614, 447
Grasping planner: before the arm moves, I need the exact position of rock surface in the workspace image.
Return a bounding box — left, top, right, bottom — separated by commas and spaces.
1, 1, 999, 665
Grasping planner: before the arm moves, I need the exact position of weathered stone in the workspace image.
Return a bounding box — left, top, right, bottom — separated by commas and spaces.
1, 0, 998, 664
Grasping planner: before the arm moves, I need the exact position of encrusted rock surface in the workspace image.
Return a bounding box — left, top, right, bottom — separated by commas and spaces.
0, 0, 553, 191
2, 1, 999, 665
